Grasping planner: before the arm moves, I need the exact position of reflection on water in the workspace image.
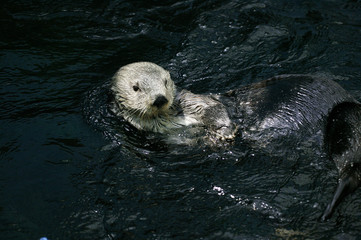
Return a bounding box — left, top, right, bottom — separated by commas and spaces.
1, 0, 361, 239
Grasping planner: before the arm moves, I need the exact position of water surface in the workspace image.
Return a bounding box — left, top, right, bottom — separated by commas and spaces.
1, 0, 361, 239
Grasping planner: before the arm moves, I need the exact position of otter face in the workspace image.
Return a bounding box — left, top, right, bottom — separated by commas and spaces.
111, 62, 176, 118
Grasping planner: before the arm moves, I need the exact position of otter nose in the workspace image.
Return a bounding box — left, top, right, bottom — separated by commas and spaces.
153, 95, 168, 108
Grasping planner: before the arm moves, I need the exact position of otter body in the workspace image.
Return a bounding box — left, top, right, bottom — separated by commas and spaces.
111, 62, 361, 220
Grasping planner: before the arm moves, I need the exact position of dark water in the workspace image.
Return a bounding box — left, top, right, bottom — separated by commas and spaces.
1, 0, 361, 239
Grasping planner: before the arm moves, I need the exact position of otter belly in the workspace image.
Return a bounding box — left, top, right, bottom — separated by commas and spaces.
223, 75, 355, 143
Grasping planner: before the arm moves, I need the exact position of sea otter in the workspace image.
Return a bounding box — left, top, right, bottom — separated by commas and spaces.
111, 62, 237, 142
111, 62, 361, 220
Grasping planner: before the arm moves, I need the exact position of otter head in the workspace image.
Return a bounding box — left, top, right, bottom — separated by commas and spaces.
111, 62, 176, 119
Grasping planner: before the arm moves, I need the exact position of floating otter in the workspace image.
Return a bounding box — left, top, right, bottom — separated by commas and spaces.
111, 62, 361, 220
111, 62, 237, 142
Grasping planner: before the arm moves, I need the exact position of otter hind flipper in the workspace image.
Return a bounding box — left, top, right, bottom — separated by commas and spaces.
321, 164, 361, 221
322, 102, 361, 221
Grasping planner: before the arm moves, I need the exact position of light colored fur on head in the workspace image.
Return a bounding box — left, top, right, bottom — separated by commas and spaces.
111, 62, 179, 132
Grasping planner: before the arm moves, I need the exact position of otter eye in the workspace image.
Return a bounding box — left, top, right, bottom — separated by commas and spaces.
133, 85, 139, 92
